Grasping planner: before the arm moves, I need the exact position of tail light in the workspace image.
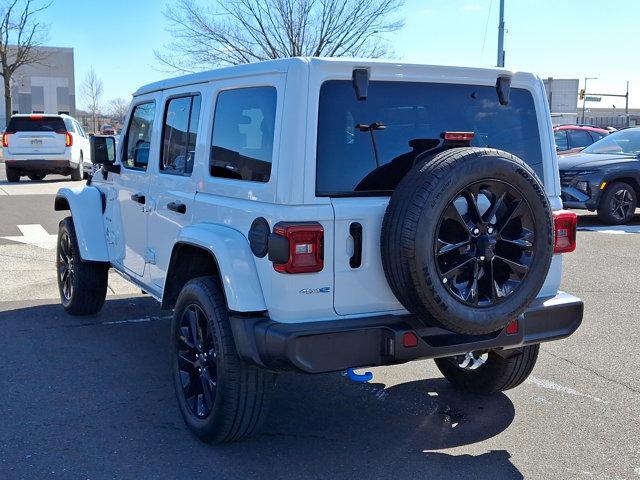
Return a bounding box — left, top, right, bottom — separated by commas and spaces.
65, 132, 73, 147
443, 131, 475, 141
553, 210, 577, 253
269, 222, 324, 273
2, 131, 10, 148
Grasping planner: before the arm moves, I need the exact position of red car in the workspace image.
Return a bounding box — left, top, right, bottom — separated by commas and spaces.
554, 124, 609, 156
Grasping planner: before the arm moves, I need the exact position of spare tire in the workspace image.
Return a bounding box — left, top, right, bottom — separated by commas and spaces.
381, 147, 553, 335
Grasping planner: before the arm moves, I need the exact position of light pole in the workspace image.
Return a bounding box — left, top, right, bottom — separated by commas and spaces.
496, 0, 505, 67
581, 77, 597, 124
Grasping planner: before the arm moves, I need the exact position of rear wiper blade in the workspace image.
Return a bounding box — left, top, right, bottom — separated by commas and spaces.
356, 122, 386, 168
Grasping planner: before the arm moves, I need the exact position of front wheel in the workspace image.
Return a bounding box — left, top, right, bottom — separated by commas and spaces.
597, 181, 637, 225
57, 217, 109, 315
172, 276, 275, 443
434, 344, 540, 394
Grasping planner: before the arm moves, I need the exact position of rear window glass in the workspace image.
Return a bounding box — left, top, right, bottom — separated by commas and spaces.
316, 81, 543, 196
7, 116, 66, 132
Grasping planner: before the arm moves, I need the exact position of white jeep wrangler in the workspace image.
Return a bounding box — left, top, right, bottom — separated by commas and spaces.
54, 58, 583, 443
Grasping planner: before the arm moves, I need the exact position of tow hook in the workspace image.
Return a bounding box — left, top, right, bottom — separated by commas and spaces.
344, 367, 373, 383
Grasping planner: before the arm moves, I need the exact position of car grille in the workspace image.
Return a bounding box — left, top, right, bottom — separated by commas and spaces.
559, 170, 574, 188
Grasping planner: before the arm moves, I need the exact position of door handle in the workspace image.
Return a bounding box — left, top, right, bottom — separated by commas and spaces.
349, 222, 363, 268
131, 193, 146, 204
167, 201, 186, 214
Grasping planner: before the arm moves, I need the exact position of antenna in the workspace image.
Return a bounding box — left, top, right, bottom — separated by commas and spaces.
496, 0, 505, 67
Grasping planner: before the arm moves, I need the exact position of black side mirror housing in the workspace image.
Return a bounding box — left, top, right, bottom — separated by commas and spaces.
90, 135, 120, 174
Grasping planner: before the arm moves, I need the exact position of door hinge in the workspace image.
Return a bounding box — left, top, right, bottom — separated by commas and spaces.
144, 248, 156, 265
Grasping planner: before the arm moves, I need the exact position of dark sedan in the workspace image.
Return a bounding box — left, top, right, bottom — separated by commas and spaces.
559, 127, 640, 224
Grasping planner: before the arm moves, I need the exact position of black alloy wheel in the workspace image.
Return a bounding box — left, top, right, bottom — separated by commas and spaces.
58, 230, 75, 302
176, 304, 218, 419
434, 179, 535, 307
609, 187, 634, 221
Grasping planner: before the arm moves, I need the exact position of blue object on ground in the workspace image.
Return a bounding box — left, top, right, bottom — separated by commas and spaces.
345, 367, 373, 382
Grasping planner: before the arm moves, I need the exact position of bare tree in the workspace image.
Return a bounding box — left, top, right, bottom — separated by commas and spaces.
80, 67, 103, 133
107, 97, 129, 125
156, 0, 404, 72
0, 0, 51, 125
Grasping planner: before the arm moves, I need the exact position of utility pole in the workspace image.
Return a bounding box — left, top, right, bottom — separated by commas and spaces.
581, 77, 597, 124
625, 81, 629, 127
497, 0, 505, 67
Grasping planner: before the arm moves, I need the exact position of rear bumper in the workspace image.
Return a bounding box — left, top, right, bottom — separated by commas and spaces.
231, 292, 583, 374
4, 158, 72, 173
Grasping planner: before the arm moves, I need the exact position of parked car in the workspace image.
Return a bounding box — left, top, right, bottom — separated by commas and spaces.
100, 124, 116, 135
554, 124, 609, 156
54, 58, 582, 443
2, 114, 91, 182
559, 127, 640, 224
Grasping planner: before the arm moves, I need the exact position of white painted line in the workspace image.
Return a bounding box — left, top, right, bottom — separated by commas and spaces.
102, 315, 171, 325
1, 224, 57, 250
578, 224, 640, 235
527, 376, 608, 404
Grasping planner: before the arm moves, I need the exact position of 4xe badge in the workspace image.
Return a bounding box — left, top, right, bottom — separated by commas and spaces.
299, 287, 331, 295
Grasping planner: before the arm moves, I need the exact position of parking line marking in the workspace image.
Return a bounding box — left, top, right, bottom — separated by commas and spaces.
578, 225, 640, 235
102, 315, 172, 325
527, 376, 607, 403
1, 224, 57, 249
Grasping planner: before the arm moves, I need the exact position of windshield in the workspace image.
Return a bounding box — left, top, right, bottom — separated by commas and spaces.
583, 128, 640, 155
316, 80, 543, 196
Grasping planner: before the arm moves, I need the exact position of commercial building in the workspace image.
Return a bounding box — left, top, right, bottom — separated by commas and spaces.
0, 46, 75, 129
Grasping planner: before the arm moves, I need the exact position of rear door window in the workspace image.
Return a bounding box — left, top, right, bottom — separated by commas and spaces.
7, 116, 66, 132
209, 87, 277, 183
316, 81, 543, 196
123, 102, 156, 170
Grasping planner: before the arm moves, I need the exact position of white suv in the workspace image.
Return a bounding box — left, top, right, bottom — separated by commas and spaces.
2, 113, 90, 181
54, 58, 583, 443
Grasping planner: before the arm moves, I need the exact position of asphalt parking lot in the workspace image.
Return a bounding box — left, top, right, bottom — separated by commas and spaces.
0, 169, 639, 480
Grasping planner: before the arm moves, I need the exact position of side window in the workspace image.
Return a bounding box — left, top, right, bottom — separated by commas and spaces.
589, 131, 605, 142
160, 94, 201, 176
123, 102, 156, 170
210, 86, 277, 183
568, 129, 593, 149
73, 121, 83, 137
554, 130, 568, 151
64, 118, 75, 133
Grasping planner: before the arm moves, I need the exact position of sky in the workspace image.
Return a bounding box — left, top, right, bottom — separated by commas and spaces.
41, 0, 640, 109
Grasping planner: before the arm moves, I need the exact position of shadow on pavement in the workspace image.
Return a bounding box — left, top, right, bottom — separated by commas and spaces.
576, 211, 640, 227
0, 297, 521, 479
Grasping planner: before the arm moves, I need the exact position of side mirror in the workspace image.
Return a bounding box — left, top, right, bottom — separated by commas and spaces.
90, 135, 116, 164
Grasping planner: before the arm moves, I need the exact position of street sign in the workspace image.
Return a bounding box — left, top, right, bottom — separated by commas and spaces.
585, 96, 602, 102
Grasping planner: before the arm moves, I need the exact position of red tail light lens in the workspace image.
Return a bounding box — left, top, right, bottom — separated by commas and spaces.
443, 131, 475, 141
553, 210, 577, 253
2, 131, 10, 148
65, 132, 73, 147
272, 223, 324, 274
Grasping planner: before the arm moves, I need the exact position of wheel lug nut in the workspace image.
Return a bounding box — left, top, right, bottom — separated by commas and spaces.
480, 256, 486, 261
443, 278, 448, 284
487, 227, 494, 234
473, 228, 480, 235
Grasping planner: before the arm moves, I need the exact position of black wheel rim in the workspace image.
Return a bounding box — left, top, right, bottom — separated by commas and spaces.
176, 304, 217, 418
58, 231, 74, 301
434, 179, 536, 307
610, 188, 634, 221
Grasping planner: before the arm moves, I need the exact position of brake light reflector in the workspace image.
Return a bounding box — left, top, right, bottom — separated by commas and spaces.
443, 131, 475, 141
271, 223, 324, 274
30, 114, 43, 120
403, 332, 419, 348
2, 131, 9, 148
65, 131, 73, 147
505, 319, 519, 335
553, 210, 577, 253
